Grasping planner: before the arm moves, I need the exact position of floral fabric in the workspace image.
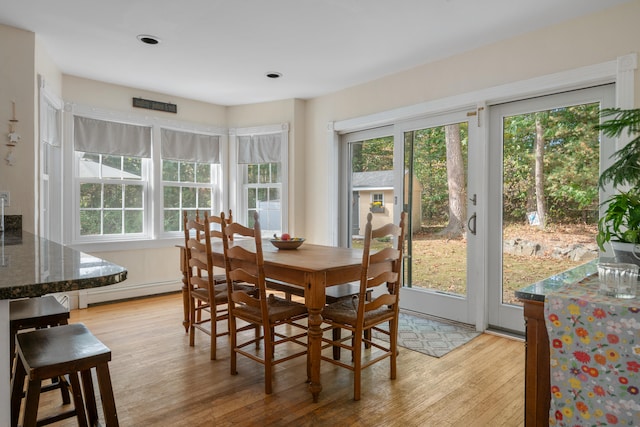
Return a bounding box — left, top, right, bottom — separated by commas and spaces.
544, 276, 640, 426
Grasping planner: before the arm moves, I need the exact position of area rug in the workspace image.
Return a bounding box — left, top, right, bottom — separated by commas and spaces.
372, 311, 481, 358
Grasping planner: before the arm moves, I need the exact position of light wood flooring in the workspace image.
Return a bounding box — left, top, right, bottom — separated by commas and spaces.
33, 292, 525, 426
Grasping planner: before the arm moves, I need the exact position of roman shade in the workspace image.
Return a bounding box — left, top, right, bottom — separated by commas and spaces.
161, 128, 220, 163
74, 116, 151, 158
237, 133, 281, 164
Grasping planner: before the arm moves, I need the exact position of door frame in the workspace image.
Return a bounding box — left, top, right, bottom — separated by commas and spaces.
331, 54, 636, 332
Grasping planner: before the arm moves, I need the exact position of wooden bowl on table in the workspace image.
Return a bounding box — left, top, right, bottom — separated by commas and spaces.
270, 238, 305, 250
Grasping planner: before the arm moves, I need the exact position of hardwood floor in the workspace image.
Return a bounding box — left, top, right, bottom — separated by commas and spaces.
34, 293, 525, 426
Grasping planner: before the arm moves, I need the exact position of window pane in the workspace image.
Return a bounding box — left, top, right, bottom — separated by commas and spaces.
269, 188, 279, 202
164, 186, 180, 208
196, 163, 211, 183
104, 184, 122, 208
182, 187, 196, 208
80, 183, 102, 208
125, 185, 143, 208
259, 165, 269, 184
123, 157, 142, 179
180, 162, 195, 183
79, 155, 100, 178
80, 211, 101, 236
103, 211, 122, 234
163, 160, 179, 181
271, 163, 281, 182
124, 211, 143, 233
197, 188, 212, 209
258, 188, 267, 204
164, 210, 180, 232
247, 164, 258, 184
102, 155, 122, 178
248, 188, 256, 209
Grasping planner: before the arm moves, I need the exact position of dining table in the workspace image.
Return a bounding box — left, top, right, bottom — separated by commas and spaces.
179, 239, 367, 402
1, 226, 128, 426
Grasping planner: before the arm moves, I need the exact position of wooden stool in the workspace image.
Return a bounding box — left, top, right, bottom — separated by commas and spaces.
11, 323, 119, 427
10, 296, 71, 406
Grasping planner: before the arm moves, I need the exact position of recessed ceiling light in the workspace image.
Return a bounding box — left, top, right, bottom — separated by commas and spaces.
137, 34, 161, 45
265, 72, 282, 79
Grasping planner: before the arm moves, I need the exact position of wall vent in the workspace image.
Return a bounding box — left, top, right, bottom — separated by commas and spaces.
132, 97, 177, 113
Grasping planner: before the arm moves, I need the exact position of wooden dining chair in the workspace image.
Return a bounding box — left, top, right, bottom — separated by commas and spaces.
182, 211, 253, 360
221, 211, 309, 394
320, 211, 407, 400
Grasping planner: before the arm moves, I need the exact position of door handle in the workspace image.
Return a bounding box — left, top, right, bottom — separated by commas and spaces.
468, 213, 477, 236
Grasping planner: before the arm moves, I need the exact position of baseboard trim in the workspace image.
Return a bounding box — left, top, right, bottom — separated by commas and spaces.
77, 281, 183, 309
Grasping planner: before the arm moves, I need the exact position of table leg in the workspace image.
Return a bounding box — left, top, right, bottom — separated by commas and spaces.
305, 272, 325, 402
178, 246, 189, 333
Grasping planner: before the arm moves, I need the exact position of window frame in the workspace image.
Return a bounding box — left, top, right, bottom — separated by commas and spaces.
229, 124, 289, 236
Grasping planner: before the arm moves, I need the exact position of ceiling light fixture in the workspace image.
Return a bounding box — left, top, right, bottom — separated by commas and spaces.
137, 34, 161, 45
265, 72, 282, 79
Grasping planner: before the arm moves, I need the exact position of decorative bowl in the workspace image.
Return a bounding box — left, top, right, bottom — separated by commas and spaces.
270, 238, 305, 250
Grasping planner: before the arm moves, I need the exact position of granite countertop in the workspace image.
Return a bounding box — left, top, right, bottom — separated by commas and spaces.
0, 230, 127, 299
514, 258, 599, 302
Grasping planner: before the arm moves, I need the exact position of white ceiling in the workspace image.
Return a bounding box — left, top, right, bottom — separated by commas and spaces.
0, 0, 631, 106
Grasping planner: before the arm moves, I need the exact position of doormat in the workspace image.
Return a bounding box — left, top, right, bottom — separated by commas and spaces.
372, 311, 481, 358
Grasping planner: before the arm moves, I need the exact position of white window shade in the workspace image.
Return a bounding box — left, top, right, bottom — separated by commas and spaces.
237, 133, 281, 164
42, 102, 60, 147
74, 115, 151, 158
161, 128, 220, 163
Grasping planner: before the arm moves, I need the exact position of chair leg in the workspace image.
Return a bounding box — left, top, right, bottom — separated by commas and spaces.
10, 355, 26, 427
353, 329, 363, 401
230, 316, 238, 376
389, 319, 398, 380
264, 326, 273, 395
332, 327, 341, 360
96, 363, 119, 427
81, 369, 98, 426
210, 311, 217, 361
21, 379, 42, 427
67, 372, 89, 427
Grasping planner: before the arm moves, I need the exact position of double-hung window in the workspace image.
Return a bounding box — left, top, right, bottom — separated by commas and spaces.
232, 125, 288, 236
161, 128, 222, 233
73, 116, 151, 240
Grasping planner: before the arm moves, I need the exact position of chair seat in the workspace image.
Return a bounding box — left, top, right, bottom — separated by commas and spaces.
234, 294, 307, 324
10, 295, 69, 329
323, 297, 394, 326
17, 323, 111, 377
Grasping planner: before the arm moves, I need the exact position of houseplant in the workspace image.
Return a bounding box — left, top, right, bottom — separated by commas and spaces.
595, 108, 640, 265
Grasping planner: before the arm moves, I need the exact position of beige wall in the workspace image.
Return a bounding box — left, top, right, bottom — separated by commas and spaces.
1, 1, 640, 299
0, 25, 35, 231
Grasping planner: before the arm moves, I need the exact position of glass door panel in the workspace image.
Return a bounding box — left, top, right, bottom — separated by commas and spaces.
488, 85, 615, 333
397, 110, 479, 325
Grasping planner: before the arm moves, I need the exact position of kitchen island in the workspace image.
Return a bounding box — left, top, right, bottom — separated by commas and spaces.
1, 226, 127, 426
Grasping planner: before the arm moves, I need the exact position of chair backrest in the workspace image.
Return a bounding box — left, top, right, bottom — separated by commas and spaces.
358, 211, 407, 317
220, 212, 268, 316
183, 211, 219, 292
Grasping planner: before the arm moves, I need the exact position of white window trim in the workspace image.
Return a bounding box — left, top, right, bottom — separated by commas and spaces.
229, 123, 289, 231
63, 102, 227, 251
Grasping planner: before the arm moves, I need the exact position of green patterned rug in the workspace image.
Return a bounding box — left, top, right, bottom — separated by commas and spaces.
372, 311, 481, 358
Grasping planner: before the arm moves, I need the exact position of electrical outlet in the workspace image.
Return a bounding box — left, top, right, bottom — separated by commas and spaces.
0, 191, 9, 207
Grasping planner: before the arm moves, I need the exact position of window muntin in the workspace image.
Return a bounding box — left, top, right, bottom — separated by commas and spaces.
162, 159, 220, 232
76, 152, 146, 237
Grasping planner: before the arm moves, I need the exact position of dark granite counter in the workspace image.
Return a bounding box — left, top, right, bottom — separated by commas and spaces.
514, 258, 598, 302
0, 230, 127, 299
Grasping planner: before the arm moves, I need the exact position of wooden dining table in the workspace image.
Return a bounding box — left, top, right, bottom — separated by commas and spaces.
179, 240, 365, 402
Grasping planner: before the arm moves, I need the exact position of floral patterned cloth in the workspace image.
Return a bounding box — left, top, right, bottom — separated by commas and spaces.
544, 276, 640, 426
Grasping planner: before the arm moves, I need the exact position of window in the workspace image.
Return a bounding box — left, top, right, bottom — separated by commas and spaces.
231, 125, 288, 236
73, 116, 151, 240
372, 193, 384, 206
161, 128, 222, 232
